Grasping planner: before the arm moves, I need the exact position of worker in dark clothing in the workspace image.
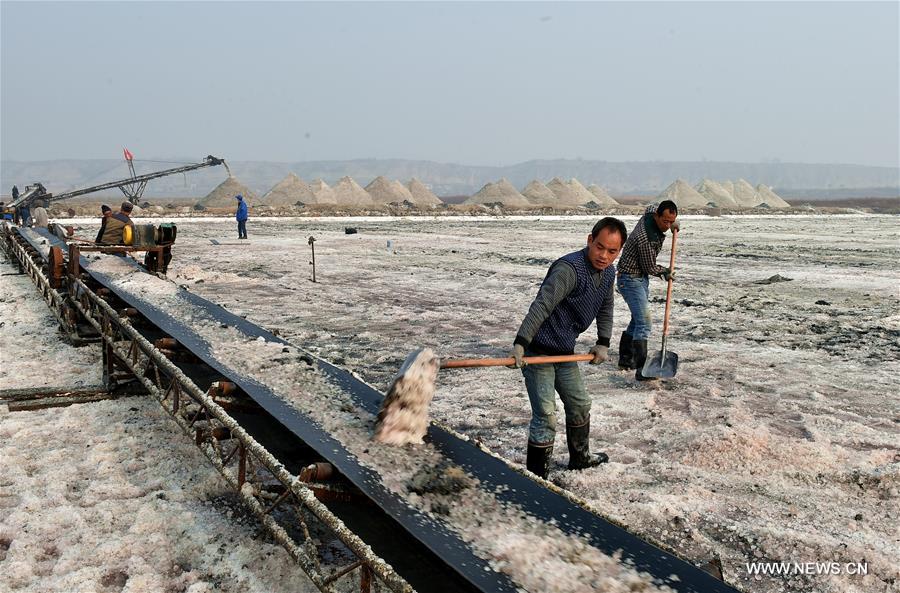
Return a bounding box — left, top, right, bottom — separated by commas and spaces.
95, 204, 113, 243
100, 202, 135, 245
235, 194, 248, 239
511, 217, 627, 479
11, 186, 19, 202
616, 200, 679, 381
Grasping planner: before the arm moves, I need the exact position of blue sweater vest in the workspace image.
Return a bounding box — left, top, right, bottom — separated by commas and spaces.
532, 250, 616, 354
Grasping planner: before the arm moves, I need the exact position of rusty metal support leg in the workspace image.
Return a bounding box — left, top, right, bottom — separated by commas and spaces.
238, 442, 247, 487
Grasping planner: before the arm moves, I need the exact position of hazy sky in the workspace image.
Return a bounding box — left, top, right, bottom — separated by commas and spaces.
2, 1, 898, 167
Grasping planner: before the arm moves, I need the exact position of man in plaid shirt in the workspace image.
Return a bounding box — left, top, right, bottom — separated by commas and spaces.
616, 200, 679, 380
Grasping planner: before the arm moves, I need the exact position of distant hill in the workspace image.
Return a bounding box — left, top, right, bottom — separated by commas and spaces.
1, 157, 897, 200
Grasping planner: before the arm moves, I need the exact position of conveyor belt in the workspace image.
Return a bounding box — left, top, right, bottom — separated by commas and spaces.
21, 227, 738, 593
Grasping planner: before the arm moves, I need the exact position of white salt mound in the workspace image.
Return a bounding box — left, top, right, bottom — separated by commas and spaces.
365, 176, 414, 205
756, 184, 791, 208
521, 180, 557, 206
565, 178, 599, 206
406, 178, 442, 206
463, 179, 531, 207
374, 348, 440, 446
732, 178, 762, 207
198, 176, 257, 209
695, 179, 739, 208
546, 177, 583, 206
586, 184, 618, 205
390, 180, 417, 204
309, 179, 336, 204
259, 173, 316, 206
656, 179, 708, 209
331, 176, 374, 207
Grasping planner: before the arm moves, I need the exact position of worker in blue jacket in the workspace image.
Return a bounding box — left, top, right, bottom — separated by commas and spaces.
235, 194, 249, 239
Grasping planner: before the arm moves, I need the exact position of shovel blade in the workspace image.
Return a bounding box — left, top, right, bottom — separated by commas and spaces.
642, 350, 678, 379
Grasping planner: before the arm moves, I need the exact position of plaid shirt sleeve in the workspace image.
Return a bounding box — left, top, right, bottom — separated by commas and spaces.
618, 212, 667, 276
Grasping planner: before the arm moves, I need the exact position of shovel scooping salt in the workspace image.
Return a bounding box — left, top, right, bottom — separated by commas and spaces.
374, 348, 596, 446
373, 348, 440, 445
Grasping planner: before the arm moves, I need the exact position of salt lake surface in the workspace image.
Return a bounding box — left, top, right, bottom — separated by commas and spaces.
4, 213, 898, 593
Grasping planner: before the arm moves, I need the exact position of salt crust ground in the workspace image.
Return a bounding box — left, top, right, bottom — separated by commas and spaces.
0, 396, 320, 593
3, 214, 898, 593
0, 252, 100, 390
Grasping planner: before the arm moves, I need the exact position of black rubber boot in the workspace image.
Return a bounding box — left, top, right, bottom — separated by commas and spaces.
617, 331, 634, 370
566, 421, 609, 469
526, 442, 554, 479
633, 339, 653, 381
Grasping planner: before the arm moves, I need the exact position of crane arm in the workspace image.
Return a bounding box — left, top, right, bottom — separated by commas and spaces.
9, 155, 227, 209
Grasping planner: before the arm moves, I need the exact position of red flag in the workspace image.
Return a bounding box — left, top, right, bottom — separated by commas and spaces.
123, 148, 134, 161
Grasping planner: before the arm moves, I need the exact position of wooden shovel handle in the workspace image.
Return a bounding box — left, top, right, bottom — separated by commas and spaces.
661, 229, 678, 338
441, 353, 595, 368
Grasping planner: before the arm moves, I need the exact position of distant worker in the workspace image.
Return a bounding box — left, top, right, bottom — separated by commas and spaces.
99, 201, 135, 245
235, 194, 248, 239
616, 200, 679, 381
95, 204, 113, 243
511, 217, 627, 479
11, 185, 19, 203
18, 202, 32, 227
31, 201, 49, 228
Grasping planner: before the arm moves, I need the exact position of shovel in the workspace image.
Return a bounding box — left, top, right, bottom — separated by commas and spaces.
374, 351, 596, 445
642, 229, 679, 379
441, 353, 594, 368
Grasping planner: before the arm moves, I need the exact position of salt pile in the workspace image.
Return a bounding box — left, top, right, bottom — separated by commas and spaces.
565, 178, 600, 205
463, 178, 530, 207
365, 176, 414, 205
732, 178, 762, 207
545, 177, 583, 206
756, 184, 791, 208
197, 176, 257, 209
259, 173, 316, 206
695, 179, 739, 208
390, 180, 417, 205
521, 180, 558, 206
308, 179, 336, 204
406, 178, 443, 206
722, 180, 735, 197
331, 176, 374, 207
373, 348, 440, 445
586, 184, 619, 206
655, 179, 708, 208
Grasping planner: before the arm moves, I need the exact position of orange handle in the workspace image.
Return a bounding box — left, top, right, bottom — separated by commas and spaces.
661, 229, 678, 338
440, 353, 595, 368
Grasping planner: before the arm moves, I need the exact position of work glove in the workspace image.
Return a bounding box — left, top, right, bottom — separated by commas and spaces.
511, 344, 526, 368
589, 344, 608, 365
661, 267, 676, 282
671, 220, 681, 233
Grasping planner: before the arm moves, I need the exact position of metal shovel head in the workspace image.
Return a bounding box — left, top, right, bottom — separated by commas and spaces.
642, 350, 678, 379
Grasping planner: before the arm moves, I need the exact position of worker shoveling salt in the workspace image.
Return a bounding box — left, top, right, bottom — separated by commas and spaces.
373, 348, 440, 445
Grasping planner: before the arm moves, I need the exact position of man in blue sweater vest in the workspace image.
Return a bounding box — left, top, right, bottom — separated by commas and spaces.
512, 217, 627, 479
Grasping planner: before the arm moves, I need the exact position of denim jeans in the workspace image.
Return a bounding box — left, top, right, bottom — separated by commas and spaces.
617, 273, 652, 341
237, 220, 247, 239
522, 354, 591, 446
